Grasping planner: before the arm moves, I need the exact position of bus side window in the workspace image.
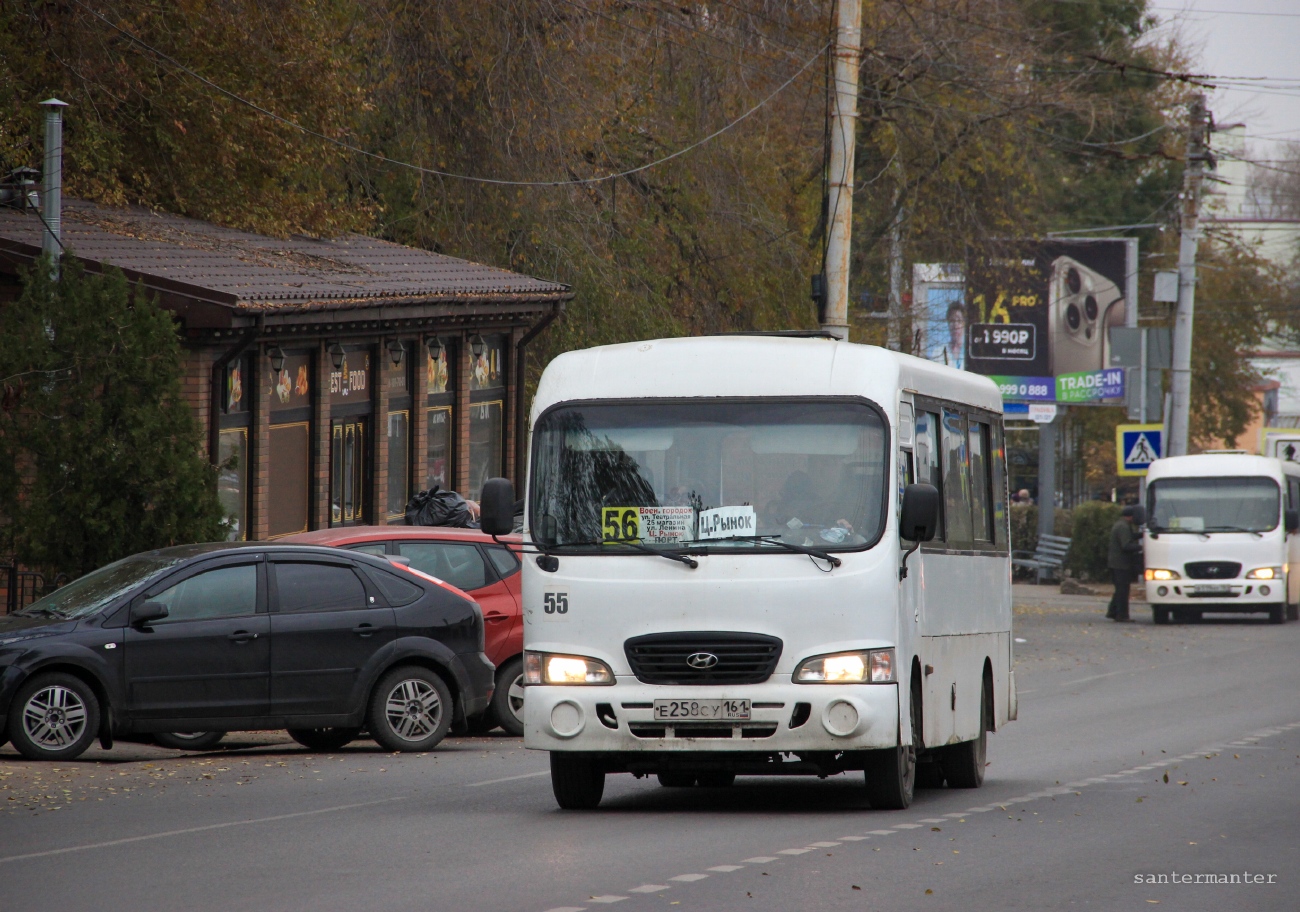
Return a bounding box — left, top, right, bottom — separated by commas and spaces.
898, 448, 914, 530
991, 421, 1010, 550
941, 408, 973, 547
1289, 477, 1300, 512
915, 411, 943, 541
969, 421, 993, 542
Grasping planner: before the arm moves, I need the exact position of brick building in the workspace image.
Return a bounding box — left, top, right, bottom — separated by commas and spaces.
0, 200, 570, 540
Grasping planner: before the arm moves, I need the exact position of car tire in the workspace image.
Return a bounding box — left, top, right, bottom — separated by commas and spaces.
1152, 606, 1170, 625
368, 666, 453, 752
287, 728, 361, 751
941, 679, 989, 789
657, 772, 697, 787
154, 731, 226, 751
864, 679, 919, 810
8, 672, 101, 761
489, 657, 525, 737
696, 771, 736, 788
551, 753, 605, 809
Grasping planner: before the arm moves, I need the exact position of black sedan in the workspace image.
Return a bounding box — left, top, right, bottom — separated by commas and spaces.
0, 543, 494, 761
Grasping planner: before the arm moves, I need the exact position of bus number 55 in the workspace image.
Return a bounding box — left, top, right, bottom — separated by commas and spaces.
543, 592, 569, 615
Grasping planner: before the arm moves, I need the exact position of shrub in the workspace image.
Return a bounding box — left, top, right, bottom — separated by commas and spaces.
1066, 500, 1123, 581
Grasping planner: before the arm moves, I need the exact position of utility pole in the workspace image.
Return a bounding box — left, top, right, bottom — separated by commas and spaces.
40, 98, 68, 278
885, 182, 905, 351
1168, 94, 1210, 457
820, 0, 862, 341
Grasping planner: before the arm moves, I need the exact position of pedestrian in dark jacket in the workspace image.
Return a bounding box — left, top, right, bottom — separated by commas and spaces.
1106, 505, 1145, 621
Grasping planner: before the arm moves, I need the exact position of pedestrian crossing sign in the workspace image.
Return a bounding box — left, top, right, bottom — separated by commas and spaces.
1117, 423, 1163, 476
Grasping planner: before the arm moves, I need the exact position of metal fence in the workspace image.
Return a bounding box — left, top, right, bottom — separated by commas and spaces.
2, 565, 65, 615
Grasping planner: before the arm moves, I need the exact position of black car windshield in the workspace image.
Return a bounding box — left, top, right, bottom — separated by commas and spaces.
530, 399, 887, 551
15, 554, 185, 619
1147, 476, 1280, 533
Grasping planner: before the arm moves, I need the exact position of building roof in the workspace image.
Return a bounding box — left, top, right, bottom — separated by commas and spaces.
0, 199, 570, 316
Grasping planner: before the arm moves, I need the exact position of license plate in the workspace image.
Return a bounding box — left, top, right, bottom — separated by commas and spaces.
1194, 585, 1232, 595
653, 699, 751, 721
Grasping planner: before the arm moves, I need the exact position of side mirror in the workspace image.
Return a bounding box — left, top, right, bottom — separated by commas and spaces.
900, 484, 940, 542
479, 477, 516, 536
1286, 509, 1299, 534
130, 601, 169, 627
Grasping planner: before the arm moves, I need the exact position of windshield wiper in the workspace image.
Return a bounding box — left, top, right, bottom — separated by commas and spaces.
555, 538, 700, 569
14, 606, 66, 619
1201, 525, 1264, 538
689, 534, 842, 568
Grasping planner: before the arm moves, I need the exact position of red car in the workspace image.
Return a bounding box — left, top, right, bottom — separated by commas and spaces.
283, 527, 524, 735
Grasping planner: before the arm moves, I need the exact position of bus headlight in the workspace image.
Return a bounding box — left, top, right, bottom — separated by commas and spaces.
1245, 567, 1282, 580
524, 651, 614, 685
1146, 568, 1181, 581
795, 648, 895, 684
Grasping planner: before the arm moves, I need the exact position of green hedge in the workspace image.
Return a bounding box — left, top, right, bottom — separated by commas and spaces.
1009, 504, 1073, 556
1065, 501, 1123, 581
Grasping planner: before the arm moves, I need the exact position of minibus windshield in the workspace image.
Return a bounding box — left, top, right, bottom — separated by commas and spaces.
531, 400, 888, 551
1147, 476, 1280, 533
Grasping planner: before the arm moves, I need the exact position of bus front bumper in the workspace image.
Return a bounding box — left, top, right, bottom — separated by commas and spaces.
524, 678, 900, 753
1146, 580, 1283, 610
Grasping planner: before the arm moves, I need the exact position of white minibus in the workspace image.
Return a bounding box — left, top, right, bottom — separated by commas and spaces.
1144, 453, 1300, 624
479, 333, 1016, 810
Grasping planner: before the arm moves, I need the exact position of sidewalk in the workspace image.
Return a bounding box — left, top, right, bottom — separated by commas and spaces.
1013, 581, 1141, 612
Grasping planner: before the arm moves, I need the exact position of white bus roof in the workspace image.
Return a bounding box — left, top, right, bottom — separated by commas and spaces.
1146, 453, 1300, 482
533, 335, 1003, 417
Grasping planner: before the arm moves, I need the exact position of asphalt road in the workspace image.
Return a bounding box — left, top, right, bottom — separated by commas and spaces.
2, 585, 1298, 912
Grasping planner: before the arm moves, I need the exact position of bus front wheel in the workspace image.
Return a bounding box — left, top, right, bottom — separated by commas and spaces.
551, 753, 605, 810
864, 689, 919, 810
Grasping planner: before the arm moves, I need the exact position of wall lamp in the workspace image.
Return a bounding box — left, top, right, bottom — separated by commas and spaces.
269, 345, 286, 375
328, 342, 346, 371
386, 339, 406, 367
470, 334, 486, 358
426, 335, 443, 361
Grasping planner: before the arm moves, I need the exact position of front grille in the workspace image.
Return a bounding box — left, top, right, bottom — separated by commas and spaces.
1185, 561, 1242, 580
624, 631, 783, 685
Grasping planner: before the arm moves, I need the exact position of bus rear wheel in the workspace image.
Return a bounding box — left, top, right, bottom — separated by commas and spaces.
942, 679, 989, 789
551, 753, 605, 810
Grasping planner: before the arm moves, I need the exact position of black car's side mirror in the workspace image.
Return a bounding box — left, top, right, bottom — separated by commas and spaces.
479, 477, 516, 537
1286, 509, 1299, 534
130, 601, 169, 627
900, 484, 940, 542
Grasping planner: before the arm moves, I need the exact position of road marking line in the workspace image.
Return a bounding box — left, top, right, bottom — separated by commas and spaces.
743, 856, 778, 863
627, 886, 669, 894
708, 865, 744, 872
867, 829, 897, 835
586, 897, 627, 904
544, 907, 587, 912
778, 848, 813, 855
670, 874, 709, 882
943, 813, 968, 819
917, 818, 948, 823
468, 771, 551, 787
839, 836, 869, 841
892, 824, 921, 830
965, 806, 994, 812
0, 797, 405, 865
808, 841, 843, 846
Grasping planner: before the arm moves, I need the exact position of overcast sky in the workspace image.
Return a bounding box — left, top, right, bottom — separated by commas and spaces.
1145, 0, 1300, 162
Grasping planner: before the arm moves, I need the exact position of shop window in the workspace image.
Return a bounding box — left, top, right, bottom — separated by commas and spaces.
217, 428, 248, 541
387, 410, 410, 519
427, 406, 452, 490
468, 400, 503, 500
331, 418, 369, 526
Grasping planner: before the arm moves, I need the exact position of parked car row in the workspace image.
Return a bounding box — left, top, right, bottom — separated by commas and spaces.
0, 534, 516, 762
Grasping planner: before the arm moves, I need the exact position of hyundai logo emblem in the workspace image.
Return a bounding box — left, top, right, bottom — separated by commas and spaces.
686, 652, 719, 669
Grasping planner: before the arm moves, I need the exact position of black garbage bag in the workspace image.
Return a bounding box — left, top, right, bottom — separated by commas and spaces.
404, 487, 476, 528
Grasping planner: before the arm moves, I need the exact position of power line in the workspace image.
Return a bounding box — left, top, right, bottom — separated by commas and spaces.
75, 0, 827, 188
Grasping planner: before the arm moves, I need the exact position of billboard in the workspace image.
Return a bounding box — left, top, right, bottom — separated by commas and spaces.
953, 239, 1133, 403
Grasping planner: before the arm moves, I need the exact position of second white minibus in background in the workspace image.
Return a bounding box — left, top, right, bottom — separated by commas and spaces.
479, 333, 1016, 810
1144, 453, 1300, 625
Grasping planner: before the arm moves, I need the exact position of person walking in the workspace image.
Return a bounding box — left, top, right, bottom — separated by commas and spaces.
1106, 505, 1145, 622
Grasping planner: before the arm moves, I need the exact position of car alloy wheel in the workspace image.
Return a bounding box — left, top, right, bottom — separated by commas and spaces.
384, 678, 444, 742
23, 684, 89, 751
